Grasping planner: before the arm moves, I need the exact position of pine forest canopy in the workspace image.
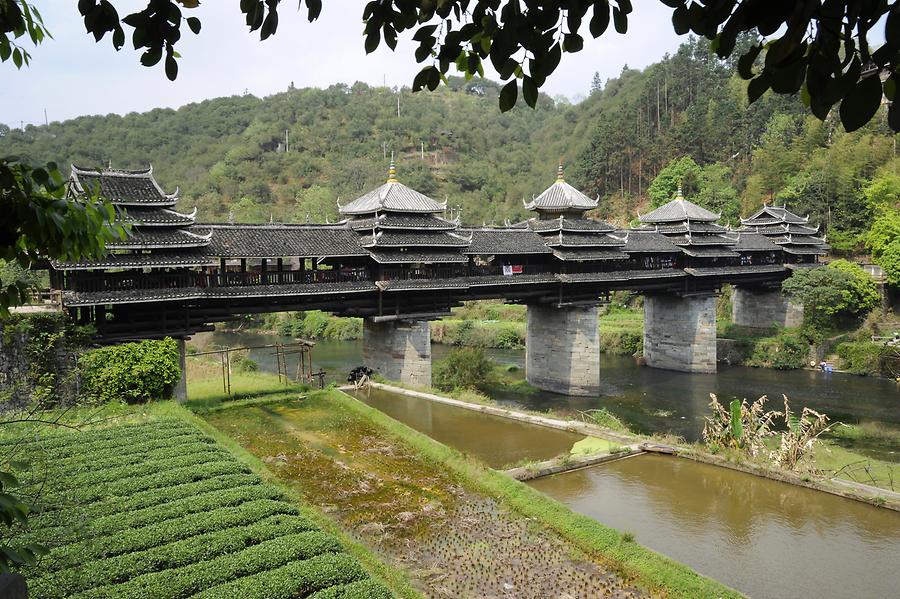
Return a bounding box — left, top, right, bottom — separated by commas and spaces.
4, 1, 900, 132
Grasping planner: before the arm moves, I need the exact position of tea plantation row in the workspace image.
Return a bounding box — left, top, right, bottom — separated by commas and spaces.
11, 418, 392, 598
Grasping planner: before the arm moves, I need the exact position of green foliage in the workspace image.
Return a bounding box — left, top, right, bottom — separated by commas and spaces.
433, 347, 492, 392
880, 240, 900, 286
827, 260, 880, 317
866, 210, 900, 260
836, 342, 896, 376
231, 354, 259, 372
431, 319, 525, 349
0, 157, 125, 315
580, 408, 630, 433
274, 312, 362, 341
783, 262, 879, 327
599, 330, 643, 356
747, 333, 808, 370
79, 338, 181, 404
648, 156, 701, 208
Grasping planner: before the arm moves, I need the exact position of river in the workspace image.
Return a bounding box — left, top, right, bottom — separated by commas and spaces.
193, 331, 900, 457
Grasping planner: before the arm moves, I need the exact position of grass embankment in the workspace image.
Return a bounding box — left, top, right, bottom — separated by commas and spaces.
202, 390, 740, 599
2, 405, 397, 599
185, 354, 308, 406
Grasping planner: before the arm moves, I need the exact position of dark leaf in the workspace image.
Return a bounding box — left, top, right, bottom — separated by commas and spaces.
523, 75, 538, 107
186, 17, 201, 34
499, 79, 517, 112
839, 73, 884, 132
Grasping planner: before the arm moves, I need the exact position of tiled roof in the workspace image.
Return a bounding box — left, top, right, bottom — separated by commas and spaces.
551, 248, 630, 261
741, 204, 809, 225
467, 273, 558, 286
347, 214, 459, 231
107, 229, 212, 250
731, 233, 779, 251
464, 229, 552, 254
783, 246, 828, 255
119, 207, 196, 226
639, 198, 720, 223
376, 278, 470, 291
52, 252, 216, 271
338, 181, 446, 215
669, 234, 736, 246
744, 224, 820, 235
528, 218, 616, 233
680, 246, 740, 258
645, 222, 727, 234
360, 230, 471, 248
367, 250, 468, 264
558, 269, 685, 283
70, 165, 177, 206
622, 231, 681, 253
524, 181, 598, 212
62, 280, 376, 306
685, 265, 786, 277
196, 224, 367, 258
544, 231, 626, 247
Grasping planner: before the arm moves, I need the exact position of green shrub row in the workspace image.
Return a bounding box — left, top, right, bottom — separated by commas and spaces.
76, 532, 343, 599
48, 448, 230, 494
30, 515, 319, 598
191, 552, 369, 599
41, 440, 222, 480
25, 484, 280, 546
42, 460, 248, 507
46, 499, 300, 572
32, 473, 261, 526
0, 419, 195, 453
308, 579, 394, 599
79, 337, 182, 404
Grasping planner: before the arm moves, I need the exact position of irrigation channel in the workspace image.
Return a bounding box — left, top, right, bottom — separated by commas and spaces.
192, 330, 900, 598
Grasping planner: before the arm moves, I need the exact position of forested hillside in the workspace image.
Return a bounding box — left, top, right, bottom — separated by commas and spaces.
2, 37, 898, 263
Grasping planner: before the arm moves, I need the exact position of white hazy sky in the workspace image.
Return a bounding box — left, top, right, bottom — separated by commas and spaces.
2, 1, 684, 126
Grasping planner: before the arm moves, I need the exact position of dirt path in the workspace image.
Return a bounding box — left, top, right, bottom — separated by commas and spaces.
205, 398, 645, 598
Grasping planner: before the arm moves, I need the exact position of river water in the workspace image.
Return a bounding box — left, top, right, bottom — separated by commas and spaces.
195, 331, 900, 454
195, 330, 900, 598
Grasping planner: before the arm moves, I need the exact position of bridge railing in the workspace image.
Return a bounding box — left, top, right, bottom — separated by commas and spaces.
380, 265, 468, 280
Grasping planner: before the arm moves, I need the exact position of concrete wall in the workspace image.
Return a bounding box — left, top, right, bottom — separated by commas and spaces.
643, 293, 717, 374
732, 286, 803, 329
363, 319, 432, 388
174, 338, 187, 403
526, 304, 600, 396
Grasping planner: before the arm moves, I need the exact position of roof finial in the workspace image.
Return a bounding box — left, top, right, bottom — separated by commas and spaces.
386, 152, 398, 183
556, 159, 565, 182
675, 181, 684, 201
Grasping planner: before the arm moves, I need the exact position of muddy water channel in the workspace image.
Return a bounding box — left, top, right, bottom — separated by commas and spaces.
530, 454, 900, 599
352, 387, 585, 468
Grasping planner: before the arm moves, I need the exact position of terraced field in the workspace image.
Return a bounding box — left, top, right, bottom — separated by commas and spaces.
6, 418, 391, 599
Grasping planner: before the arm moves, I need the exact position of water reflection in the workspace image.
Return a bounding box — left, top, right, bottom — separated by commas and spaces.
530, 454, 900, 599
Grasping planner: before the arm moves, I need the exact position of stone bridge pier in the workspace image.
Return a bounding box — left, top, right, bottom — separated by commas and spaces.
731, 285, 803, 329
526, 304, 601, 396
643, 293, 717, 374
363, 318, 432, 388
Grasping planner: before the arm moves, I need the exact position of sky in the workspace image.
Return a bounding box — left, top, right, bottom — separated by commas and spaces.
1, 1, 684, 126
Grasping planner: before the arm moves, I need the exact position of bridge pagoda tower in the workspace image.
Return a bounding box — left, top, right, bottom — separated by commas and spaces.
62, 165, 212, 400
339, 159, 470, 388
636, 186, 728, 373
730, 204, 829, 329
521, 164, 618, 395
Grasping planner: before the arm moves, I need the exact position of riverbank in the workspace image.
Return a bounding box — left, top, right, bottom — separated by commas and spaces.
198, 387, 738, 598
